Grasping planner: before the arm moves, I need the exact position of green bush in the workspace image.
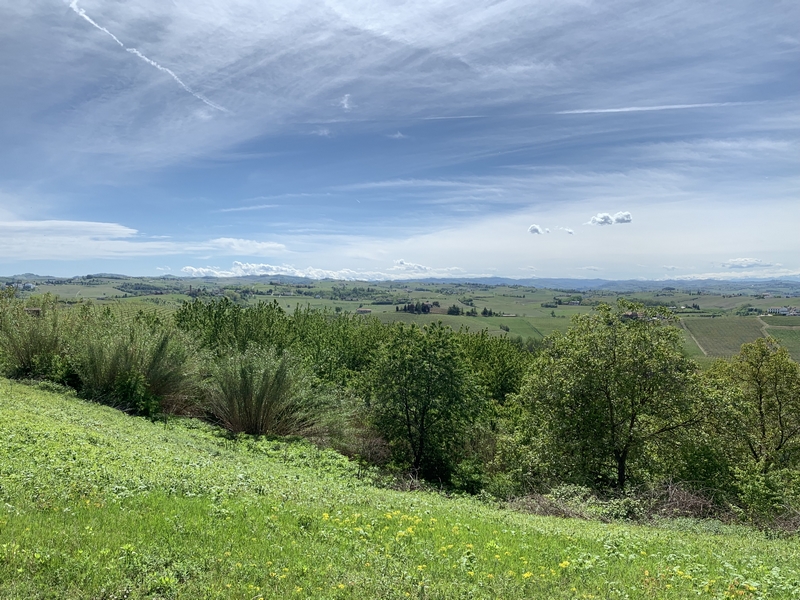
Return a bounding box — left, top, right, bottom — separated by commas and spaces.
72, 315, 196, 417
207, 347, 316, 436
0, 296, 73, 382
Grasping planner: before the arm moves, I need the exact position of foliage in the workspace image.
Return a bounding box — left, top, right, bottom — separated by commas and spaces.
367, 322, 480, 481
174, 297, 291, 354
707, 338, 800, 473
702, 339, 800, 519
519, 300, 702, 489
0, 294, 73, 382
206, 346, 317, 436
71, 309, 196, 417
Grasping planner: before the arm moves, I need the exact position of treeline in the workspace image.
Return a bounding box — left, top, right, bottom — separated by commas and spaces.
1, 291, 799, 525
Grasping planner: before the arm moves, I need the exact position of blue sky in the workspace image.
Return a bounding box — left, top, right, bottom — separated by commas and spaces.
0, 0, 797, 280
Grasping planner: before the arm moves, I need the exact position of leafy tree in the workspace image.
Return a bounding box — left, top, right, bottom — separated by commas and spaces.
520, 300, 701, 489
707, 338, 800, 473
367, 322, 479, 480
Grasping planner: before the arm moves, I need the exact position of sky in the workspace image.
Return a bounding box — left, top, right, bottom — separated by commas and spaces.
0, 0, 798, 281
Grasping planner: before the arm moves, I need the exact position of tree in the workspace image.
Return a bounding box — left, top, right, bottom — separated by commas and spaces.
520, 300, 700, 489
367, 322, 478, 480
707, 338, 800, 473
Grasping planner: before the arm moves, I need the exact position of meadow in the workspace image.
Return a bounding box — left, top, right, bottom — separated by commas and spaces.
2, 381, 799, 599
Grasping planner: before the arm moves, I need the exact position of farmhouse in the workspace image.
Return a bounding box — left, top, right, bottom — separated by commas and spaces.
355, 307, 372, 314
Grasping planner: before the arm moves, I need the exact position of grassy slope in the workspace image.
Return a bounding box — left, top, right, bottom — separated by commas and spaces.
2, 382, 799, 598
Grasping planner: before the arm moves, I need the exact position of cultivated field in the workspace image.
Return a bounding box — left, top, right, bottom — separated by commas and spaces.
682, 317, 765, 357
766, 329, 800, 362
8, 275, 800, 361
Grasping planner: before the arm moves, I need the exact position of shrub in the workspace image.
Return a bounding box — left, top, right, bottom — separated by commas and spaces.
0, 295, 74, 383
207, 347, 315, 436
73, 315, 195, 417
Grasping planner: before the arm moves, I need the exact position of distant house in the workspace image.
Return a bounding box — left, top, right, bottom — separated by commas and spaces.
767, 307, 790, 315
355, 308, 372, 314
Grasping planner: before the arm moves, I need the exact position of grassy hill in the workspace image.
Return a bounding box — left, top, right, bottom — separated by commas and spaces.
1, 381, 799, 599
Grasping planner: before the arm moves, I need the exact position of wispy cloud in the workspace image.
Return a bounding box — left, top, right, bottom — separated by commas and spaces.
387, 131, 407, 139
420, 115, 485, 120
0, 219, 284, 260
556, 103, 745, 115
67, 1, 227, 113
217, 204, 278, 213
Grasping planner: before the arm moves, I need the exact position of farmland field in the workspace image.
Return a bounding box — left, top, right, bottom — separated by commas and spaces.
2, 381, 799, 599
762, 316, 800, 327
682, 317, 765, 357
9, 274, 800, 358
766, 329, 800, 361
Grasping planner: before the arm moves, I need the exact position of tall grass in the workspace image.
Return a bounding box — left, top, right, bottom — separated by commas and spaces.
207, 347, 316, 435
0, 294, 72, 381
72, 312, 197, 417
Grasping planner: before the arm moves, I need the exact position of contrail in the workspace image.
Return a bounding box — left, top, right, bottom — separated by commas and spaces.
556, 102, 744, 115
68, 0, 123, 47
67, 0, 227, 113
126, 49, 228, 112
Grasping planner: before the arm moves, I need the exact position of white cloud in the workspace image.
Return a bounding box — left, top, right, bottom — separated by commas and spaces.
312, 128, 332, 137
181, 260, 467, 280
670, 268, 800, 281
389, 259, 430, 273
564, 228, 574, 235
156, 266, 171, 271
0, 220, 284, 260
663, 265, 679, 270
545, 228, 551, 233
613, 211, 632, 224
339, 94, 352, 111
528, 224, 544, 234
587, 211, 632, 225
721, 258, 776, 269
588, 213, 614, 226
578, 266, 602, 271
387, 131, 407, 139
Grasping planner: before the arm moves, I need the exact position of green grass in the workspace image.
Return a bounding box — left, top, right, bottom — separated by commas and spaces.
682, 317, 765, 358
2, 381, 799, 598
